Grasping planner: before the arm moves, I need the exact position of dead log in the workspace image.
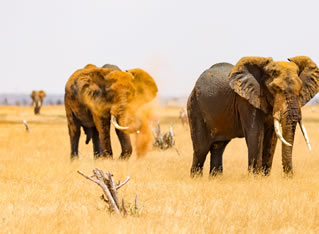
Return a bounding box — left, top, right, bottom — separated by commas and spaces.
77, 169, 130, 215
152, 123, 176, 150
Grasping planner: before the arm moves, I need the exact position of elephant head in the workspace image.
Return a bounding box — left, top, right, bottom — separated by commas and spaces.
82, 66, 158, 135
110, 68, 158, 134
30, 90, 46, 114
229, 56, 319, 174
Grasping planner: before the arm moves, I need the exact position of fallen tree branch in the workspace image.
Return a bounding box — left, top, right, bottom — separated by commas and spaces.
106, 170, 120, 208
77, 169, 132, 216
116, 177, 130, 190
77, 170, 120, 215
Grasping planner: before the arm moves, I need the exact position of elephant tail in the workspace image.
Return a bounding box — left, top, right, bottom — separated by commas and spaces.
82, 127, 92, 144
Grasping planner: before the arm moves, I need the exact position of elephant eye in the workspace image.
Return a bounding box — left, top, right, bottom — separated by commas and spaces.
269, 70, 279, 77
270, 83, 281, 93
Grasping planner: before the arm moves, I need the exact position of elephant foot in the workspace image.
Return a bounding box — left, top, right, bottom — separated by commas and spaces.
248, 165, 264, 175
70, 154, 79, 161
261, 166, 271, 176
190, 167, 203, 178
119, 152, 131, 160
209, 167, 223, 177
283, 168, 294, 178
94, 151, 113, 159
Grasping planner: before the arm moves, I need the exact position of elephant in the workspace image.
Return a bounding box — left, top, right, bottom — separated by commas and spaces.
64, 64, 158, 160
30, 90, 46, 114
187, 56, 319, 176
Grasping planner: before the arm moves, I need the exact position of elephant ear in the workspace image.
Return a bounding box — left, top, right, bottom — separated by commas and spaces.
31, 91, 36, 99
288, 56, 319, 106
126, 68, 158, 105
39, 90, 46, 98
229, 57, 273, 113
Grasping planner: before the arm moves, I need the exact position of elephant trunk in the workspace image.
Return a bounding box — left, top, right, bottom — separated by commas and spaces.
111, 115, 128, 130
34, 102, 41, 114
274, 119, 291, 147
111, 101, 128, 129
281, 120, 297, 174
111, 100, 141, 133
281, 96, 301, 174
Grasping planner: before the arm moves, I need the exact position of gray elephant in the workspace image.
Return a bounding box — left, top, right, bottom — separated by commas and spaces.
30, 90, 46, 115
187, 56, 319, 176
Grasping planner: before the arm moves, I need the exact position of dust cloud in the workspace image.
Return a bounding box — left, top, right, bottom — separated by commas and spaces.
134, 100, 160, 158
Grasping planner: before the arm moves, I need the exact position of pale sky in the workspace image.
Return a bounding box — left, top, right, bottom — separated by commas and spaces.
1, 0, 319, 97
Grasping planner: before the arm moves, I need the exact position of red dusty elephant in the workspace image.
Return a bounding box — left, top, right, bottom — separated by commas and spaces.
64, 64, 158, 160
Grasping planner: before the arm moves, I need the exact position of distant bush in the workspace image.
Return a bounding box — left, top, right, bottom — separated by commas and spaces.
22, 99, 28, 106
2, 98, 8, 105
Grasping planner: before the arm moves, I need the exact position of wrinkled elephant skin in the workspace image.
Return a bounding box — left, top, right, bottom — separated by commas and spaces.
188, 56, 319, 177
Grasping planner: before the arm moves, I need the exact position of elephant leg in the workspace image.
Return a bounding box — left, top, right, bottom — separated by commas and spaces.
238, 100, 265, 173
262, 125, 278, 175
209, 140, 230, 176
115, 129, 132, 160
188, 93, 211, 177
191, 145, 210, 177
244, 117, 264, 173
93, 115, 113, 159
92, 127, 102, 157
67, 114, 81, 159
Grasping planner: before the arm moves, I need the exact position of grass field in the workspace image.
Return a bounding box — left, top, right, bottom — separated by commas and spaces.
1, 104, 319, 233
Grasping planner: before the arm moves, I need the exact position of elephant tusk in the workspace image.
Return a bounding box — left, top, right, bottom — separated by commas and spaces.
299, 121, 311, 151
274, 119, 292, 147
111, 115, 129, 130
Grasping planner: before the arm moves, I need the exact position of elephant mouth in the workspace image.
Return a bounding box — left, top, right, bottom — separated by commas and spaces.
273, 118, 311, 151
274, 119, 292, 146
111, 114, 143, 134
111, 115, 129, 130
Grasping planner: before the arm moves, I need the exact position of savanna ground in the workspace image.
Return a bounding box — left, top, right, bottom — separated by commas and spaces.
1, 104, 319, 233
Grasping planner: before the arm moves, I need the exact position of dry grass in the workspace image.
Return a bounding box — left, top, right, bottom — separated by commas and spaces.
1, 105, 319, 233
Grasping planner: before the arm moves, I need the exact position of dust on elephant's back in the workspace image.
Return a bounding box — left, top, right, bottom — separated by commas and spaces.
64, 64, 158, 159
125, 68, 159, 157
134, 102, 158, 157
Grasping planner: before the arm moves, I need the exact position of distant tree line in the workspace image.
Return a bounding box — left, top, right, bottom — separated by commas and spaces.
1, 96, 64, 106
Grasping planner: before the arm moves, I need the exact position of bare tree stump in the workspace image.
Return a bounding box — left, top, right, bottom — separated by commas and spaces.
151, 123, 179, 154
77, 169, 130, 216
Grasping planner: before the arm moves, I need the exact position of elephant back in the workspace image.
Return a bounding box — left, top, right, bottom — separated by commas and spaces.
102, 64, 121, 71
196, 62, 234, 98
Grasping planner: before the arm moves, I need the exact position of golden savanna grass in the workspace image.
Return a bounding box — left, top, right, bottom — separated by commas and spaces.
1, 104, 319, 233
